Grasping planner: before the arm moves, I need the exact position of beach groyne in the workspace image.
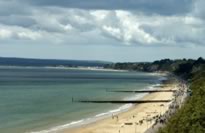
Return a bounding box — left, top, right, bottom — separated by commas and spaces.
64, 78, 188, 133
74, 99, 172, 104
107, 90, 177, 93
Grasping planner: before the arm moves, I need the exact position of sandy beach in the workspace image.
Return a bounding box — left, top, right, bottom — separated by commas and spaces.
60, 78, 187, 133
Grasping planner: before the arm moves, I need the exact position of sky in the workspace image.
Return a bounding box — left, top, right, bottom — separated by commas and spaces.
0, 0, 205, 62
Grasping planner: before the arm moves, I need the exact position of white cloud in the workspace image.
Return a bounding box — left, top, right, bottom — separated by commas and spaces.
17, 31, 41, 40
0, 29, 13, 39
102, 25, 121, 40
0, 25, 42, 41
90, 10, 110, 21
114, 11, 158, 44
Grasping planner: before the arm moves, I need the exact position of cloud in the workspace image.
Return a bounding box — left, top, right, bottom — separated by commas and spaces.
24, 0, 194, 15
0, 0, 204, 47
0, 25, 42, 40
0, 1, 31, 16
0, 15, 36, 28
97, 11, 158, 45
140, 15, 205, 46
192, 0, 205, 20
0, 29, 12, 39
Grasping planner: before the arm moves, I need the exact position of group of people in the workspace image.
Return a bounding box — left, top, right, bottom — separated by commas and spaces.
150, 81, 188, 132
130, 81, 188, 133
116, 81, 188, 133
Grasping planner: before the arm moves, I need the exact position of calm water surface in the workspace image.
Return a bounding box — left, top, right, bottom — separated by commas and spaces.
0, 67, 163, 133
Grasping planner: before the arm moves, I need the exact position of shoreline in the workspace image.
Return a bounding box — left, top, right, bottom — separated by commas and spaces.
0, 65, 128, 72
58, 76, 186, 133
30, 84, 155, 133
29, 76, 167, 133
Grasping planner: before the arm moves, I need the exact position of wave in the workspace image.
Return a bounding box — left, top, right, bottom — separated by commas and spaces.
29, 119, 85, 133
29, 83, 161, 133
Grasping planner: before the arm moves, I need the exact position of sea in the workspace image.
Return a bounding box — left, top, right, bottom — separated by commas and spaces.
0, 67, 165, 133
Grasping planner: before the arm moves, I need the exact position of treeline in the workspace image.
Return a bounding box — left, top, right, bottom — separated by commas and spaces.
104, 57, 205, 79
105, 57, 205, 132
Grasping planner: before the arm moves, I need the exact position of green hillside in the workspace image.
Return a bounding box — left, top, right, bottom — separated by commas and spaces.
105, 57, 205, 132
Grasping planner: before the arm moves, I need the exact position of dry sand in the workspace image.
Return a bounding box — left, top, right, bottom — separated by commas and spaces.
61, 83, 179, 133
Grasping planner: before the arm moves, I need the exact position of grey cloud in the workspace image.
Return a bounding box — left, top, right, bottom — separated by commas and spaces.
0, 1, 31, 16
192, 0, 205, 20
140, 16, 205, 46
59, 10, 95, 32
22, 0, 194, 15
0, 15, 36, 28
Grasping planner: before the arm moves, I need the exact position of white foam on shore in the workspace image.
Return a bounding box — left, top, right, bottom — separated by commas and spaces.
29, 119, 85, 133
28, 83, 162, 133
28, 105, 132, 133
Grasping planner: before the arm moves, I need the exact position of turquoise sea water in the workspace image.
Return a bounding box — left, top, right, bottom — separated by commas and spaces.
0, 67, 163, 133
